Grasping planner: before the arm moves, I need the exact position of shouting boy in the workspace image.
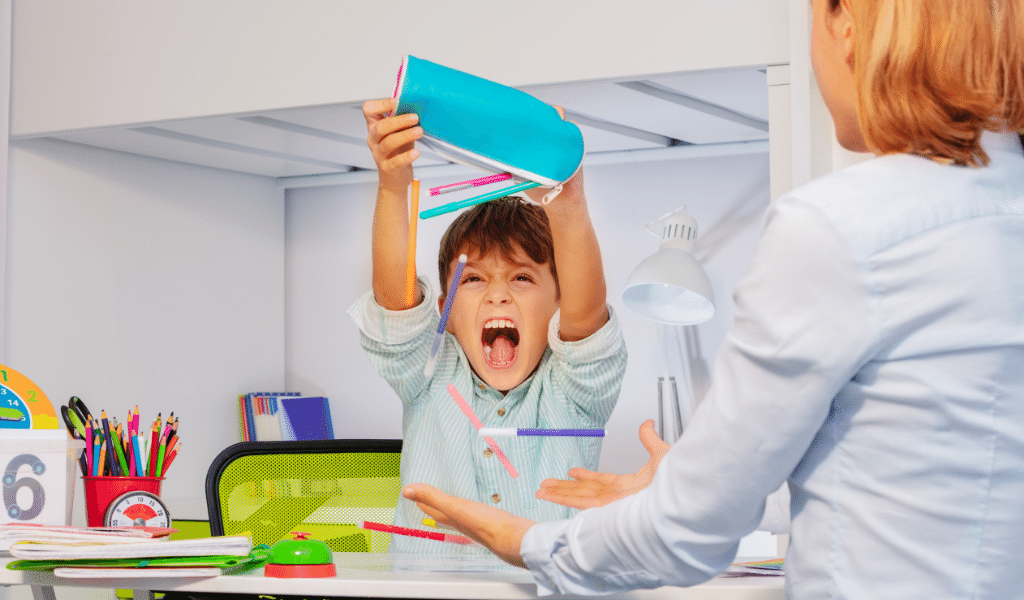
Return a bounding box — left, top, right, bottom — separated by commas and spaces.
348, 98, 626, 554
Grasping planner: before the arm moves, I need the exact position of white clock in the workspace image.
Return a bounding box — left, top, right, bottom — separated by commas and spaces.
103, 490, 172, 528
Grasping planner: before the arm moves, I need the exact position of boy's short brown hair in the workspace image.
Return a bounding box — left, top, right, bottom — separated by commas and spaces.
437, 197, 558, 297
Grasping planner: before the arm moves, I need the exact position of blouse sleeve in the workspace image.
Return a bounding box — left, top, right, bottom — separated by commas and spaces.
521, 196, 880, 595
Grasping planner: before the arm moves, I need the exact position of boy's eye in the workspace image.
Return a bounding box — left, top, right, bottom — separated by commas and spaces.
461, 274, 482, 283
514, 274, 533, 282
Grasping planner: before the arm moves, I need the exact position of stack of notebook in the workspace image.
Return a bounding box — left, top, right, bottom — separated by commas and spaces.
2, 524, 264, 579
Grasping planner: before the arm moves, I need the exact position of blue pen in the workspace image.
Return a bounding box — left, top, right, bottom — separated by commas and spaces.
419, 181, 542, 219
477, 428, 606, 437
424, 254, 467, 377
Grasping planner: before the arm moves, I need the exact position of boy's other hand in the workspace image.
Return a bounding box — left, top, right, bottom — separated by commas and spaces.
521, 105, 586, 207
535, 420, 669, 509
402, 484, 534, 568
363, 98, 423, 194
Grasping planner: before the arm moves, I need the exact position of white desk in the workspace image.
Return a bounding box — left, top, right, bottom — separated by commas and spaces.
1, 553, 784, 600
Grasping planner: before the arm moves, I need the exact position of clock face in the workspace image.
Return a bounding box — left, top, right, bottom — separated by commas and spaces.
104, 491, 172, 528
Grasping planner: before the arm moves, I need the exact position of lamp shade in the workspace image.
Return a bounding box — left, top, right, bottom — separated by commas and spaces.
621, 208, 715, 325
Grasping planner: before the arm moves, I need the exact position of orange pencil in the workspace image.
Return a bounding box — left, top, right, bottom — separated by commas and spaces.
405, 179, 420, 307
162, 443, 181, 475
165, 435, 179, 458
98, 440, 107, 477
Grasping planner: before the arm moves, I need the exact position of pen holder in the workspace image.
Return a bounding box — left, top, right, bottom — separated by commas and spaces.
83, 476, 163, 527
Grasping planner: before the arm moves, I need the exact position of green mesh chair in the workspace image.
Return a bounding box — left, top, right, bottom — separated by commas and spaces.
205, 439, 402, 553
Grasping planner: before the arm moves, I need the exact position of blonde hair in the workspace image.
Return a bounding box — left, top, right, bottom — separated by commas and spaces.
837, 0, 1023, 166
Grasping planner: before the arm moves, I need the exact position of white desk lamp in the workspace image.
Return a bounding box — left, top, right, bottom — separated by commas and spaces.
623, 206, 714, 442
621, 207, 715, 325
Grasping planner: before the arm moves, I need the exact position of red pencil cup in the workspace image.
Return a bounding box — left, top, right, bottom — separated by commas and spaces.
83, 476, 164, 527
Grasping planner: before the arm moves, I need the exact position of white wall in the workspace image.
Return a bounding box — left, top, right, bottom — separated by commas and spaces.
285, 152, 770, 477
4, 139, 287, 520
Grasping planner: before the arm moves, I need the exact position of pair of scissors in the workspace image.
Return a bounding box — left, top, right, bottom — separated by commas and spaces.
60, 405, 85, 439
69, 396, 94, 425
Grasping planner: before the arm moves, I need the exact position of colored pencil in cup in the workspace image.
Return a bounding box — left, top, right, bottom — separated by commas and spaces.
84, 420, 93, 477
477, 428, 606, 437
161, 443, 181, 476
156, 429, 168, 477
149, 417, 160, 477
406, 180, 420, 307
358, 520, 474, 545
424, 253, 467, 377
129, 409, 137, 475
100, 411, 120, 476
97, 439, 107, 477
446, 384, 518, 478
92, 433, 101, 476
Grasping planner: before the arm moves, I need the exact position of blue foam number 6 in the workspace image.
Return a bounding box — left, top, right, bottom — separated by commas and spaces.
3, 454, 46, 520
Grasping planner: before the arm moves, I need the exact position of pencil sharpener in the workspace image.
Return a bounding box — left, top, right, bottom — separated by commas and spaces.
264, 532, 336, 578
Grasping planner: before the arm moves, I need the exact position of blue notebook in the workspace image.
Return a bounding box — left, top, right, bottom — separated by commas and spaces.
279, 396, 334, 441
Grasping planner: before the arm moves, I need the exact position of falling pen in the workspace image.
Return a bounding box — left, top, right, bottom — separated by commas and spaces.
423, 254, 467, 377
477, 428, 606, 437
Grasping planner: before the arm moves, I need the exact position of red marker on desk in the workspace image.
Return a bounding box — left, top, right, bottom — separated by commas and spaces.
358, 521, 475, 545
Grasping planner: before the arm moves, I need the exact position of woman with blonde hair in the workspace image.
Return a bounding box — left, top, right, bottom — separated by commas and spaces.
405, 0, 1024, 597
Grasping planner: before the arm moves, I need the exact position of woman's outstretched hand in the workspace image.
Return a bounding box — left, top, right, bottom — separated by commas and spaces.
535, 419, 669, 509
402, 484, 535, 568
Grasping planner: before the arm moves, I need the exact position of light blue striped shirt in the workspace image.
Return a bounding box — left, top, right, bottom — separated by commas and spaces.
349, 277, 627, 554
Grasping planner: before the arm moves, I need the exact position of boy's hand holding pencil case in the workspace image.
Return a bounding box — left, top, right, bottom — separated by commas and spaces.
392, 55, 585, 217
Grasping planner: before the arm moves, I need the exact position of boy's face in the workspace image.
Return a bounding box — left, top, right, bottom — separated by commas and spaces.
439, 244, 559, 393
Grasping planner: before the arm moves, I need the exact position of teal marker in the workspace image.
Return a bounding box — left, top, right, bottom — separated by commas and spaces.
419, 181, 541, 219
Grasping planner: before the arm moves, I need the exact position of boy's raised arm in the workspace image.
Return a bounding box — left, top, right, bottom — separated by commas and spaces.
527, 168, 609, 342
364, 98, 425, 310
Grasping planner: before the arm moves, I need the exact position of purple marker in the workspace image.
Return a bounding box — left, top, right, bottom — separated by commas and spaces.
477, 428, 606, 437
423, 254, 467, 377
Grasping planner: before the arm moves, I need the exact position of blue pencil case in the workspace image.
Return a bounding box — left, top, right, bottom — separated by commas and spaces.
391, 55, 585, 216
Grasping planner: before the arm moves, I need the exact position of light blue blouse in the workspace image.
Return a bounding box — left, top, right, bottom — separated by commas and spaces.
349, 280, 627, 554
521, 132, 1024, 599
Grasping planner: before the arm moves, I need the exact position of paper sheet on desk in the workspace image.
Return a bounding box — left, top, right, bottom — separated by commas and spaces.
334, 553, 518, 573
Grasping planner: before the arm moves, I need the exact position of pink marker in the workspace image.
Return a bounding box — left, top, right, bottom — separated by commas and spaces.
446, 384, 518, 478
429, 173, 514, 196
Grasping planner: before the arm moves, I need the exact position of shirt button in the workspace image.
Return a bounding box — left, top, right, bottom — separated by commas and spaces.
483, 448, 493, 458
491, 493, 501, 504
478, 383, 486, 390
497, 408, 506, 417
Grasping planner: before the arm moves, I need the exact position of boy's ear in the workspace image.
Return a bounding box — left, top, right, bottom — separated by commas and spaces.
438, 295, 446, 315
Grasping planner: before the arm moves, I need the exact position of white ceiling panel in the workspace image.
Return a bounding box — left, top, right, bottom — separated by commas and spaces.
526, 79, 768, 145
648, 69, 769, 121
28, 67, 770, 179
151, 116, 379, 170
52, 128, 343, 177
265, 104, 451, 165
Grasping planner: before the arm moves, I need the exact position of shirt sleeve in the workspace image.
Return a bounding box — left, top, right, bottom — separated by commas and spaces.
347, 277, 439, 405
521, 196, 879, 595
546, 305, 628, 426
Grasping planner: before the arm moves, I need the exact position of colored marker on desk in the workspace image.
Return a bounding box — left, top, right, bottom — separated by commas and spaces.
478, 427, 606, 437
423, 254, 467, 377
358, 521, 474, 546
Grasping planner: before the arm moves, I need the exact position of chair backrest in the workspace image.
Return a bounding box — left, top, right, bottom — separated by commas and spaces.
206, 439, 402, 552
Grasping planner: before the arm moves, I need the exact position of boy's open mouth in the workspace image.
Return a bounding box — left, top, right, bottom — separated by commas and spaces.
482, 318, 520, 369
